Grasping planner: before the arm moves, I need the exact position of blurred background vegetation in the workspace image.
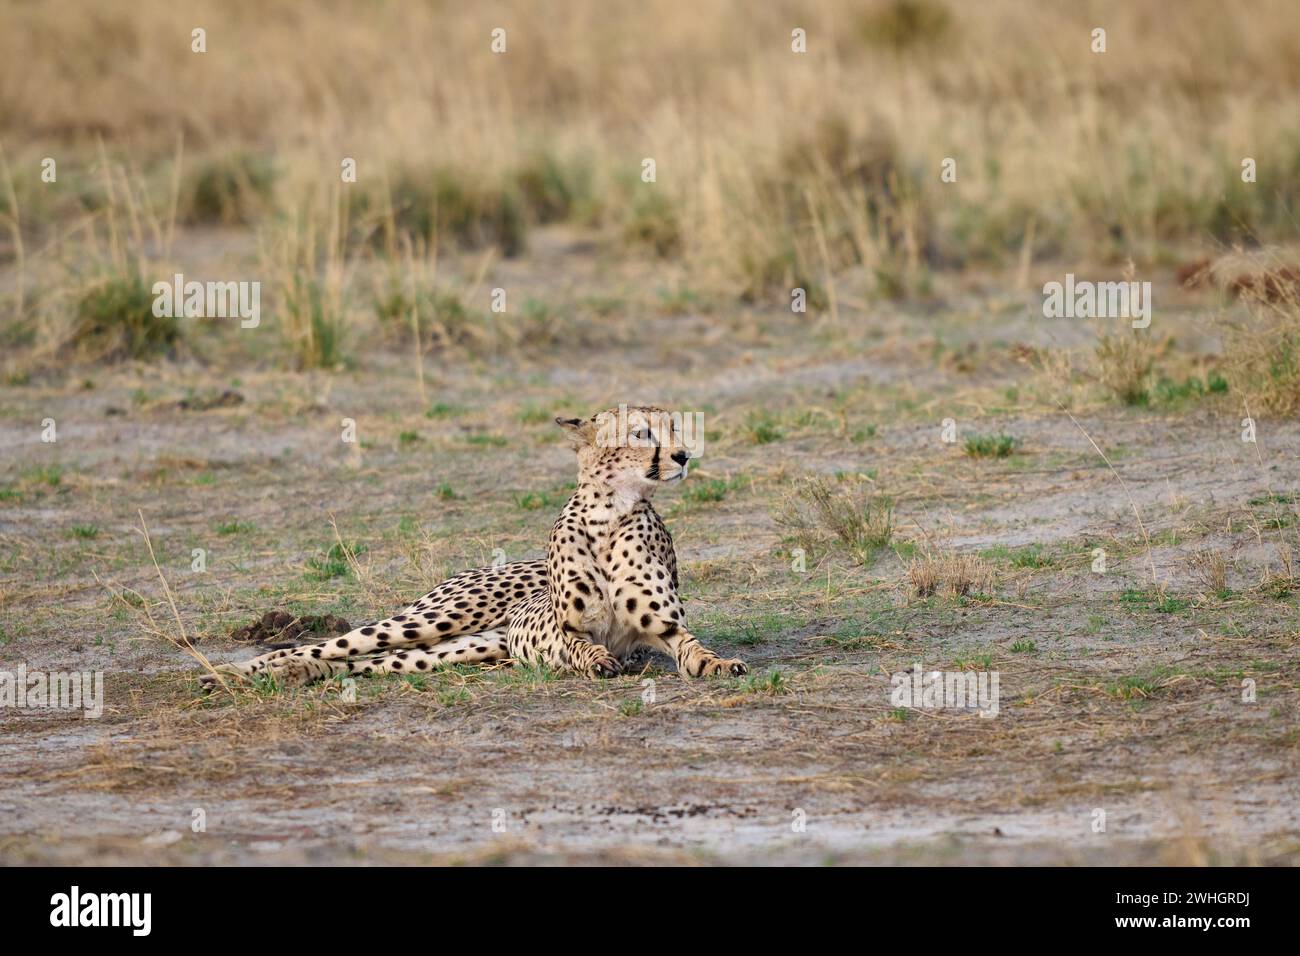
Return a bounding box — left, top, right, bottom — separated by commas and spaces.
0, 0, 1298, 403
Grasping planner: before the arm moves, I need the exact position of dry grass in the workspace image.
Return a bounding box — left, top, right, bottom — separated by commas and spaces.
906, 548, 994, 600
1219, 287, 1300, 417
773, 474, 893, 565
4, 0, 1300, 360
1172, 250, 1300, 414
259, 193, 351, 370
1188, 547, 1231, 596
1094, 326, 1159, 406
1257, 540, 1299, 597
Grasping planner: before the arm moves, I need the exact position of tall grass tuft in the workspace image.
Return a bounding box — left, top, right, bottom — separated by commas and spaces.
1218, 284, 1300, 416
379, 167, 526, 257
263, 191, 350, 370
859, 0, 954, 52
372, 280, 492, 354
72, 268, 178, 361
515, 151, 599, 225
184, 152, 276, 225
1095, 326, 1157, 406
281, 274, 346, 370
907, 548, 994, 600
774, 475, 893, 565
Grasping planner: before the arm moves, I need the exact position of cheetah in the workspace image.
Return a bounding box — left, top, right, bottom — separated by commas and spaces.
201, 405, 748, 688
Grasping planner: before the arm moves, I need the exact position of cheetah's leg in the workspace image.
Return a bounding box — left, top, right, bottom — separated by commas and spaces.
201, 560, 546, 688
506, 594, 621, 678
512, 628, 621, 678
246, 632, 512, 688
348, 631, 511, 677
556, 629, 622, 678
201, 622, 433, 688
638, 628, 748, 678
614, 574, 746, 678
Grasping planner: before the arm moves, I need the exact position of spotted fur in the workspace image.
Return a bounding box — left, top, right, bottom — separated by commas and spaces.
201, 406, 747, 688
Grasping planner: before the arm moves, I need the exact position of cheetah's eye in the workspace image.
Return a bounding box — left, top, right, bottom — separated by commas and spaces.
631, 428, 651, 442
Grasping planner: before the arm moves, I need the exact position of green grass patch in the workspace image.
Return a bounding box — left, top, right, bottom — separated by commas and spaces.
656, 285, 712, 316
1246, 492, 1298, 530
517, 403, 554, 425
485, 662, 561, 687
1248, 492, 1299, 506
72, 270, 179, 362
963, 433, 1019, 459
516, 482, 574, 511
953, 652, 996, 670
744, 410, 784, 445
305, 542, 368, 580
514, 150, 599, 225
681, 476, 743, 505
821, 622, 892, 651
26, 465, 64, 487
425, 402, 463, 419
703, 611, 795, 648
981, 543, 1052, 568
1104, 666, 1185, 700
742, 668, 788, 695
1152, 372, 1229, 405
1120, 588, 1188, 613
1120, 588, 1152, 605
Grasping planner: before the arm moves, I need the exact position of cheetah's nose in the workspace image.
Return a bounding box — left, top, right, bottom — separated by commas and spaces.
670, 450, 690, 466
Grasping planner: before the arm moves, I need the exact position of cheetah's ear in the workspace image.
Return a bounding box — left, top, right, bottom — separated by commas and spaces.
555, 416, 597, 447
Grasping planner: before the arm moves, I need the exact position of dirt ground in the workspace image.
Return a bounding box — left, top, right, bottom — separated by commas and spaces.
2, 228, 1298, 865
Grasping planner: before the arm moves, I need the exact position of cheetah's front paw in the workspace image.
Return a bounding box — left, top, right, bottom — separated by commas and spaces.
586, 652, 622, 679
702, 657, 748, 677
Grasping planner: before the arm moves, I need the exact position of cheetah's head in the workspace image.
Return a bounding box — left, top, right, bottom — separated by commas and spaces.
556, 405, 700, 502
